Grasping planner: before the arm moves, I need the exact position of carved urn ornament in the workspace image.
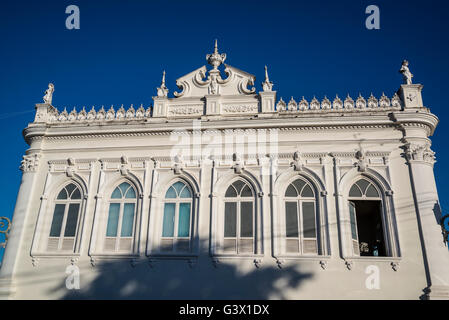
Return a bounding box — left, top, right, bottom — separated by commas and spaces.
206, 39, 226, 71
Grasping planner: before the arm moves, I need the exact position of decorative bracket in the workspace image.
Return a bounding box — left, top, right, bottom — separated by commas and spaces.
212, 258, 220, 268
355, 150, 367, 172
345, 260, 353, 270
120, 155, 129, 176
276, 259, 285, 269
320, 260, 328, 270
391, 261, 400, 272
66, 158, 75, 177
253, 258, 262, 268
291, 151, 304, 172
172, 153, 184, 175
232, 153, 244, 174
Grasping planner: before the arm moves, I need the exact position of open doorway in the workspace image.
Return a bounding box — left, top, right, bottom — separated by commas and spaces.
349, 200, 386, 257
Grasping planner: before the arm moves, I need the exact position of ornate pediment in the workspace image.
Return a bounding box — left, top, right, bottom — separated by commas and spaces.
172, 41, 255, 98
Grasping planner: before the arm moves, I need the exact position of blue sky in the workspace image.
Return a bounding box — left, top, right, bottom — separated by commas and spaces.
0, 0, 448, 238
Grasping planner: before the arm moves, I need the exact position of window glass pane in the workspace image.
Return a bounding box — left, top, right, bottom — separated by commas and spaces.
162, 203, 175, 237
241, 185, 253, 197
172, 182, 185, 195
57, 189, 68, 200
225, 186, 237, 198
165, 186, 177, 199
224, 202, 237, 237
64, 203, 80, 237
71, 188, 81, 199
106, 203, 120, 237
349, 201, 358, 240
232, 180, 245, 194
125, 187, 136, 199
366, 184, 379, 198
301, 185, 314, 197
178, 203, 191, 237
180, 186, 192, 198
240, 202, 253, 237
285, 184, 298, 197
49, 204, 65, 237
356, 179, 370, 194
111, 187, 122, 199
121, 203, 135, 237
118, 182, 130, 197
292, 179, 306, 194
302, 202, 316, 238
65, 184, 76, 197
349, 184, 362, 197
285, 202, 298, 238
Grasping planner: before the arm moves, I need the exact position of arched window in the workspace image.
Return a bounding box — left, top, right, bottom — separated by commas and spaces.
348, 178, 386, 257
161, 181, 193, 252
47, 183, 82, 252
104, 182, 137, 252
223, 179, 255, 254
283, 178, 318, 254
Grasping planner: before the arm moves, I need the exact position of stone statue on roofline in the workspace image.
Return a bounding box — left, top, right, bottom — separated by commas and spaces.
399, 60, 413, 85
43, 83, 54, 105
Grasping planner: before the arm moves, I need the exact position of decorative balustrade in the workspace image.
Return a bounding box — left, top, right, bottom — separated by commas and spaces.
42, 92, 402, 124
276, 93, 401, 112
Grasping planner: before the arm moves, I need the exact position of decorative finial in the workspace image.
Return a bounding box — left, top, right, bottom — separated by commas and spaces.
206, 39, 226, 70
161, 70, 166, 86
156, 70, 169, 97
399, 60, 413, 85
262, 65, 273, 92
43, 83, 55, 105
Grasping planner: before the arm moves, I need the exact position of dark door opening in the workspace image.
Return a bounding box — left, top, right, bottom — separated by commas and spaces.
351, 200, 386, 257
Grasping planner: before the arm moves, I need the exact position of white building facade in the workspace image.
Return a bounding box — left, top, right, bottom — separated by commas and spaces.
0, 43, 447, 299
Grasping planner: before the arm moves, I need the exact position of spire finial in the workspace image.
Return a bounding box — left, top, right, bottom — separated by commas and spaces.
262, 65, 273, 92
214, 39, 218, 53
161, 70, 166, 86
156, 70, 168, 97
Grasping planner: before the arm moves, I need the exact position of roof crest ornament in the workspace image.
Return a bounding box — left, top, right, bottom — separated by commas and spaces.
206, 39, 226, 70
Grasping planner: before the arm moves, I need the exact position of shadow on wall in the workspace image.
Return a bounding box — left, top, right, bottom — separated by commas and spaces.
52, 240, 314, 299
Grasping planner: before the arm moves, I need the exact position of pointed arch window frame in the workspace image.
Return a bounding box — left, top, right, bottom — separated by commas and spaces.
160, 180, 194, 253
31, 176, 89, 258
282, 177, 320, 256
46, 182, 83, 252
340, 174, 401, 260
103, 181, 139, 253
222, 178, 256, 255
210, 173, 264, 259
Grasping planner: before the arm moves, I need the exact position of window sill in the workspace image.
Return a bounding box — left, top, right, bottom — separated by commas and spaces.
89, 253, 140, 259
273, 255, 331, 261
344, 256, 401, 262
31, 252, 81, 259
212, 253, 265, 260
147, 253, 198, 260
